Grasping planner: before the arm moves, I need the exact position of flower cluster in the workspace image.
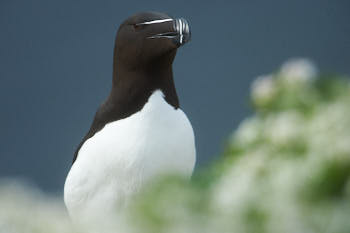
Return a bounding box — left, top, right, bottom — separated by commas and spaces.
219, 58, 350, 233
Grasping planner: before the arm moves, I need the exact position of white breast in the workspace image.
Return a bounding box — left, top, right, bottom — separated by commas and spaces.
64, 90, 196, 221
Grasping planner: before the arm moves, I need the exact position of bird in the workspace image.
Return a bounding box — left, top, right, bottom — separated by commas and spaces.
64, 12, 196, 222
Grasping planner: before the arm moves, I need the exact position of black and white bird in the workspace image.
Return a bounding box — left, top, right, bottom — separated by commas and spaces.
64, 12, 196, 221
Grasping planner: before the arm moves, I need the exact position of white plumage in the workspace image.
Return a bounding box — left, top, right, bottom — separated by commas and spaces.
64, 90, 196, 221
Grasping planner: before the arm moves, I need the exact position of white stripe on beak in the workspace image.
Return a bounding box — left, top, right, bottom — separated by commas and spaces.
179, 19, 183, 44
137, 18, 173, 25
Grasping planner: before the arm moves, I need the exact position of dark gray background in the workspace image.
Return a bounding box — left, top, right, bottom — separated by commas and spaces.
1, 0, 349, 193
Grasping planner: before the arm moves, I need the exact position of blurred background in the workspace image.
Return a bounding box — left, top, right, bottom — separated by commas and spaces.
1, 0, 349, 193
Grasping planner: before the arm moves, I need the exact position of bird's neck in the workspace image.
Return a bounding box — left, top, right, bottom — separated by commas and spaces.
110, 57, 179, 109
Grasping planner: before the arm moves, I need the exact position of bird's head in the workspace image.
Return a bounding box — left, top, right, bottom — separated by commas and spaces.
114, 12, 191, 70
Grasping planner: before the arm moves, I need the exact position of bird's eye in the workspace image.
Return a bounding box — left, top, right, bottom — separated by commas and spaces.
132, 24, 145, 31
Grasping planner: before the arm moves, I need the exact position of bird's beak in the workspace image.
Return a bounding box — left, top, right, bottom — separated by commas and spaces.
144, 18, 191, 47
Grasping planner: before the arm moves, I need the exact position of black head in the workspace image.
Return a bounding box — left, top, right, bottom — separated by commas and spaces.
114, 12, 191, 70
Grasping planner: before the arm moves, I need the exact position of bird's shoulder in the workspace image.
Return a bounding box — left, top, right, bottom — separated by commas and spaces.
72, 100, 116, 163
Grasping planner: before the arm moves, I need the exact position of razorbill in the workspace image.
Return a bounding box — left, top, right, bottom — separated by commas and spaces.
64, 12, 196, 221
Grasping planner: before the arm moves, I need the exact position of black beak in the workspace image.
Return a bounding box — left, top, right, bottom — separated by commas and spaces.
146, 18, 191, 47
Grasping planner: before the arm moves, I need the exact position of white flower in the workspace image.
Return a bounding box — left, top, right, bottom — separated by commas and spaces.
232, 117, 261, 146
280, 58, 318, 85
308, 101, 350, 157
264, 111, 304, 146
0, 180, 74, 233
251, 74, 276, 104
212, 151, 268, 213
